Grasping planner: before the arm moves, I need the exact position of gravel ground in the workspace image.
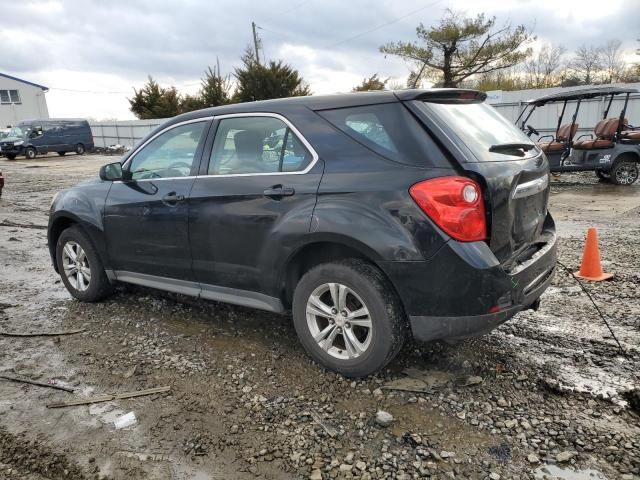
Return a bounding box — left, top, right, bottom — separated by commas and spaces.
0, 154, 638, 480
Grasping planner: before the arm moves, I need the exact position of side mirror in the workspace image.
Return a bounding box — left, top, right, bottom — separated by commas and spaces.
99, 162, 124, 181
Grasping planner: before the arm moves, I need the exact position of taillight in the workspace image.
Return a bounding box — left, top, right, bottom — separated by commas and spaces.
409, 176, 487, 242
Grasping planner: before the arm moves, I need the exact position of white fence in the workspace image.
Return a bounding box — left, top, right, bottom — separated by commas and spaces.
89, 119, 167, 148
89, 83, 640, 149
489, 83, 640, 139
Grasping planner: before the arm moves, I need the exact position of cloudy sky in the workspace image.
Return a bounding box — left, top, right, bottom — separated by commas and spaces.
1, 0, 638, 120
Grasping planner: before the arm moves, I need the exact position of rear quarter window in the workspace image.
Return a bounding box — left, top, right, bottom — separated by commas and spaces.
318, 103, 450, 168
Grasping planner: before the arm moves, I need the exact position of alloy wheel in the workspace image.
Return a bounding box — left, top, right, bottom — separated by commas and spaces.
306, 283, 372, 360
615, 163, 638, 185
61, 241, 91, 291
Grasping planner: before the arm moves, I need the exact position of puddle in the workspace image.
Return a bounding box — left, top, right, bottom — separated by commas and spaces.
534, 464, 608, 480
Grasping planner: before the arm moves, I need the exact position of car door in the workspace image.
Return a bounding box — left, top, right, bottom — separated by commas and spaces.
189, 113, 322, 298
104, 118, 211, 283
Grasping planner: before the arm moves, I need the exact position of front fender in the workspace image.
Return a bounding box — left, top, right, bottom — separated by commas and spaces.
48, 179, 112, 269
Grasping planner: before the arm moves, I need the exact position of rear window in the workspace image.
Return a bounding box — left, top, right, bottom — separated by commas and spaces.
419, 101, 538, 162
318, 103, 449, 167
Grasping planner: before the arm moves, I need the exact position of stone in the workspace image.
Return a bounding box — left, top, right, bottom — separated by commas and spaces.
556, 451, 575, 463
309, 469, 322, 480
526, 454, 540, 464
375, 410, 394, 427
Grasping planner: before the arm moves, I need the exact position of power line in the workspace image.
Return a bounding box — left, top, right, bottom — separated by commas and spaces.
48, 87, 130, 94
327, 0, 444, 48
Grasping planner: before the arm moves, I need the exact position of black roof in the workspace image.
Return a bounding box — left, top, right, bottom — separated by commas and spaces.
168, 89, 486, 125
0, 72, 48, 91
527, 86, 638, 106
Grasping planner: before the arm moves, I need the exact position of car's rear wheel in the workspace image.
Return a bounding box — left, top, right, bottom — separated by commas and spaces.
25, 147, 36, 159
56, 226, 112, 302
57, 151, 66, 156
292, 259, 406, 377
610, 159, 639, 185
75, 143, 85, 155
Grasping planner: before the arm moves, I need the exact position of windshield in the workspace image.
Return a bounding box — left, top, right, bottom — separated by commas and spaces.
420, 101, 538, 162
7, 125, 31, 138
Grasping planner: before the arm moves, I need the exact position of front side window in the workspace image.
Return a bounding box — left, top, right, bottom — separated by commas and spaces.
128, 121, 207, 180
208, 116, 312, 175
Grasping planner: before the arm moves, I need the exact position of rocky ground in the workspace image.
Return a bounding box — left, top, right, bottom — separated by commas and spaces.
0, 154, 638, 480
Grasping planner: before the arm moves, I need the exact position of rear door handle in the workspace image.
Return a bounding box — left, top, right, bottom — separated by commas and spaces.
162, 192, 185, 205
263, 185, 295, 198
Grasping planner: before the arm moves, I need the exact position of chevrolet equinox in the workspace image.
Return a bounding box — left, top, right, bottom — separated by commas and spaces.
48, 89, 557, 377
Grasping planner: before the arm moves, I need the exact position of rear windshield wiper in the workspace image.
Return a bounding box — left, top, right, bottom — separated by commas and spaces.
489, 143, 536, 156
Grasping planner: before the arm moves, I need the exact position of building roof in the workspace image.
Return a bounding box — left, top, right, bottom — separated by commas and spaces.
0, 73, 48, 92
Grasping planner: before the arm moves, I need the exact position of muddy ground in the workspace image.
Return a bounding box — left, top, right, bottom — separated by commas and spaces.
0, 154, 638, 480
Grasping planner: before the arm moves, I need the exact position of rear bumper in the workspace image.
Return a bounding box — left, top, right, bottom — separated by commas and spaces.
379, 215, 557, 342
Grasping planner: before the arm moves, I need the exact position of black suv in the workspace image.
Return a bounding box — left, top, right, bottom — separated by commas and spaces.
48, 89, 557, 377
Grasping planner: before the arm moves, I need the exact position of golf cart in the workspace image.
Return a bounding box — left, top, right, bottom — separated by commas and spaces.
516, 86, 640, 185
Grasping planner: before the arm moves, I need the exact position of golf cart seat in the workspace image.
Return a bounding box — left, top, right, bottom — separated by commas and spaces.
621, 130, 640, 141
573, 118, 624, 150
538, 123, 578, 153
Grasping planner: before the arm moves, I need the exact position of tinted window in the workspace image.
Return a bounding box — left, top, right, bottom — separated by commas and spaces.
319, 103, 449, 167
128, 121, 207, 180
208, 116, 312, 175
419, 101, 538, 162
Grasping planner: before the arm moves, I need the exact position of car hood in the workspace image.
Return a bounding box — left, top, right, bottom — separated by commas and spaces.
1, 136, 24, 143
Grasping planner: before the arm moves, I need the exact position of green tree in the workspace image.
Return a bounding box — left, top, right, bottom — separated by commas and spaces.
352, 74, 388, 91
234, 48, 311, 102
179, 93, 206, 113
200, 63, 233, 107
380, 10, 533, 88
129, 76, 182, 119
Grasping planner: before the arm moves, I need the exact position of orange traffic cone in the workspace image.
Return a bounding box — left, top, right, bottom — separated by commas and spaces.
574, 227, 613, 281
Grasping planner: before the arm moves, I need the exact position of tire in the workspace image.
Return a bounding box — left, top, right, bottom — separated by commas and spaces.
25, 147, 36, 159
292, 259, 406, 377
595, 170, 609, 181
609, 159, 639, 185
57, 151, 66, 156
56, 225, 112, 302
75, 143, 85, 155
5, 154, 16, 160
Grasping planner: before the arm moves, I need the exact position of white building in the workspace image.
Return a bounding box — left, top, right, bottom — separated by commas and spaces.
0, 73, 49, 128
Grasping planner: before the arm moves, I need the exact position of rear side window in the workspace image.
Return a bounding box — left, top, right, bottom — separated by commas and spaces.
318, 103, 449, 167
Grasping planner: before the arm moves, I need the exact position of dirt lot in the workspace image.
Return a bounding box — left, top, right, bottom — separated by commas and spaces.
0, 153, 638, 480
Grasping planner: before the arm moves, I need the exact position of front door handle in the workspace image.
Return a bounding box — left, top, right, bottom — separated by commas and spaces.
162, 192, 185, 205
263, 185, 295, 198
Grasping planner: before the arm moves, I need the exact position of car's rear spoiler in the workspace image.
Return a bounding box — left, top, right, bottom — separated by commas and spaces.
394, 89, 487, 104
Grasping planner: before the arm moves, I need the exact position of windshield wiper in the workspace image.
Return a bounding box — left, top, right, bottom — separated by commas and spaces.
489, 143, 536, 156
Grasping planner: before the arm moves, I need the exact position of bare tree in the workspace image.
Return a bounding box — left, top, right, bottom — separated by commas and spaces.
525, 44, 566, 88
602, 39, 625, 83
571, 45, 603, 85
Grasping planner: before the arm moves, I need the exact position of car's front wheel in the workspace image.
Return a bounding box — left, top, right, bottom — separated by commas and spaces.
292, 259, 406, 377
56, 226, 112, 302
25, 147, 36, 159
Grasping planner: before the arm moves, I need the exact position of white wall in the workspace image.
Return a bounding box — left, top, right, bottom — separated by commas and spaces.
0, 77, 49, 127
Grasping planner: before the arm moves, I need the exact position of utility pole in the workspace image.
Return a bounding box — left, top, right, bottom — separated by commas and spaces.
252, 21, 260, 65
